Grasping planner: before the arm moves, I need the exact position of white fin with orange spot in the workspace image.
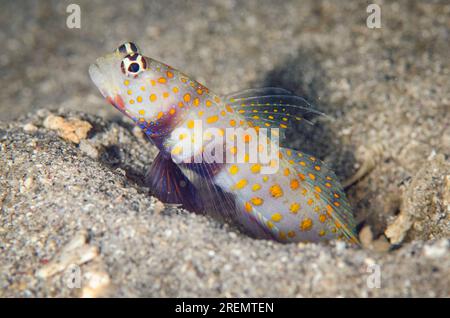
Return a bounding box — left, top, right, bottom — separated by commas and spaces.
224, 88, 327, 139
279, 147, 358, 243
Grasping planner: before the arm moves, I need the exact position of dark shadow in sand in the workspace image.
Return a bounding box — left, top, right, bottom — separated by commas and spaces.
259, 47, 357, 183
99, 119, 150, 188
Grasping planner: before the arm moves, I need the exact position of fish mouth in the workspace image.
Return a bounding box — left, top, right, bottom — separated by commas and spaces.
89, 54, 130, 115
89, 63, 109, 97
89, 61, 112, 98
89, 53, 122, 98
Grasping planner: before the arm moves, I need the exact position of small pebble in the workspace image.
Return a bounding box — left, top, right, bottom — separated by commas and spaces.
423, 240, 449, 259
359, 225, 373, 248
132, 126, 144, 139
79, 140, 100, 159
81, 269, 111, 298
36, 230, 99, 279
23, 123, 38, 132
43, 114, 92, 144
19, 176, 34, 193
335, 241, 346, 252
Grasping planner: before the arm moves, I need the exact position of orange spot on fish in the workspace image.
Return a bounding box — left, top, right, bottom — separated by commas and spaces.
250, 197, 263, 206
290, 202, 300, 214
250, 164, 261, 173
229, 165, 239, 175
319, 214, 327, 223
300, 218, 313, 231
326, 205, 333, 216
271, 213, 282, 222
234, 179, 248, 190
269, 184, 283, 198
206, 115, 219, 124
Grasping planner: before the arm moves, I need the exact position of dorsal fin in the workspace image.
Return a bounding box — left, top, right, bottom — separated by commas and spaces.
223, 88, 328, 140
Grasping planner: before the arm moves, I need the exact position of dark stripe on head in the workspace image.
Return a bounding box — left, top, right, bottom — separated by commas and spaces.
129, 42, 138, 53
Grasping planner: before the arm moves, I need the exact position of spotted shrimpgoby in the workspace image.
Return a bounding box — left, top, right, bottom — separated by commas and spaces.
89, 42, 357, 244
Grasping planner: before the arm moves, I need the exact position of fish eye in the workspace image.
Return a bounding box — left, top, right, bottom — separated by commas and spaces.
129, 62, 140, 73
115, 42, 140, 55
121, 53, 147, 77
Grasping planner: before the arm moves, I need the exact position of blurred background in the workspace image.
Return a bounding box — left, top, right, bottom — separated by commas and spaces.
0, 0, 449, 236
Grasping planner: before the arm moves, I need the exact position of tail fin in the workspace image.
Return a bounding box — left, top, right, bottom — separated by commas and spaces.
280, 147, 359, 244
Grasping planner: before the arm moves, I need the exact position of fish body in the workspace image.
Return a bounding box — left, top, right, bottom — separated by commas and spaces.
89, 42, 357, 243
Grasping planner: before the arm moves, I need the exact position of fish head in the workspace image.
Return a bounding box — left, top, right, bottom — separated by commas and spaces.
89, 42, 177, 134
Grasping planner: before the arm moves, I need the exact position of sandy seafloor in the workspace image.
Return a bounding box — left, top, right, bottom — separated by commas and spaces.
0, 0, 449, 297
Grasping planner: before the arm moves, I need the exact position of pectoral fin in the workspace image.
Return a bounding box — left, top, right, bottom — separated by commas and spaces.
145, 151, 202, 212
